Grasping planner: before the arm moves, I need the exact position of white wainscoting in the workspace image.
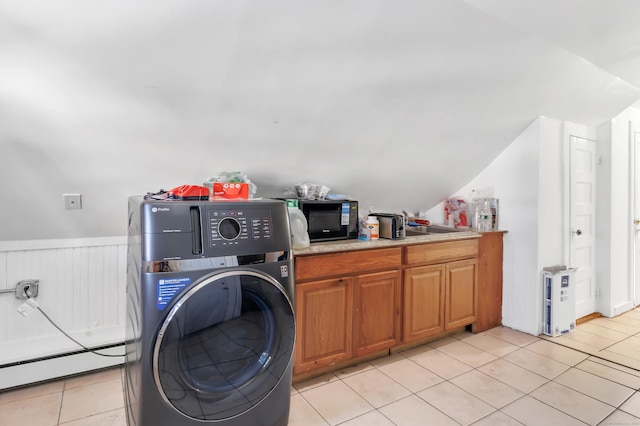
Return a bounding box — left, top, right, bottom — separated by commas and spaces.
0, 237, 127, 389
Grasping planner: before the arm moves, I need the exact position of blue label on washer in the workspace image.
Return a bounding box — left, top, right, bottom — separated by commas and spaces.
157, 277, 191, 310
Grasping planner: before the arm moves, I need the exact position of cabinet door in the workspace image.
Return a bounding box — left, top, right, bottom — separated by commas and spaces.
403, 265, 445, 342
294, 277, 353, 375
445, 258, 477, 330
354, 270, 401, 356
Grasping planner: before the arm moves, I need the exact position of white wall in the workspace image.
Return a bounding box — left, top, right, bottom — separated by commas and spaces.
427, 117, 542, 334
437, 112, 640, 333
597, 107, 640, 316
429, 116, 600, 335
1, 111, 637, 386
3, 1, 640, 385
0, 238, 126, 388
1, 0, 638, 242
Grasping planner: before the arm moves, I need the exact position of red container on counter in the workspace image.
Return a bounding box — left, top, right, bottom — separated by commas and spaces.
211, 182, 249, 200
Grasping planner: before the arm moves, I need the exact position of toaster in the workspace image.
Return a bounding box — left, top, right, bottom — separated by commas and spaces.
371, 213, 405, 240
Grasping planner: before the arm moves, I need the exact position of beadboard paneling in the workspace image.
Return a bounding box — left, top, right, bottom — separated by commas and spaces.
0, 240, 126, 367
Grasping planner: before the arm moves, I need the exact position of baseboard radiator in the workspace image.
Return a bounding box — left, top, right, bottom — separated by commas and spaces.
0, 237, 127, 390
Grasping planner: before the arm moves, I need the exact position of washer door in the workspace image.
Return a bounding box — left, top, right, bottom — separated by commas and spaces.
152, 270, 295, 421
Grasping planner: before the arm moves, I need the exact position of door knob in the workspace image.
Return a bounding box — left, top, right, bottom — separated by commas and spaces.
573, 229, 582, 236
635, 219, 640, 225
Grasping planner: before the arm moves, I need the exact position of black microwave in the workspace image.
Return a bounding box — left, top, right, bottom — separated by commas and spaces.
297, 200, 358, 242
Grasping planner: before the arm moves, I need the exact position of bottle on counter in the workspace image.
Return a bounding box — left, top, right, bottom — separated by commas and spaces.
366, 216, 379, 240
478, 200, 493, 232
358, 217, 370, 240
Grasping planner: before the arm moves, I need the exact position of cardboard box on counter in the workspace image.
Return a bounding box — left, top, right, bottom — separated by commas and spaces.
211, 182, 249, 200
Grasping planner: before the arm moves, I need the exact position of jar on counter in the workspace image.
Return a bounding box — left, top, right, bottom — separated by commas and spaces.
366, 216, 379, 240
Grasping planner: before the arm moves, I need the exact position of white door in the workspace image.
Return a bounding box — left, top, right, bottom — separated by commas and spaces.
633, 131, 640, 306
569, 136, 597, 319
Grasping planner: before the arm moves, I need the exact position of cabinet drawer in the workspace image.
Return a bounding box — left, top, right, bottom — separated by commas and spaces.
295, 247, 402, 281
405, 239, 478, 266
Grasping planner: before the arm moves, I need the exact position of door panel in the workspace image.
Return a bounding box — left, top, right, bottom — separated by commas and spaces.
570, 136, 597, 318
634, 132, 640, 305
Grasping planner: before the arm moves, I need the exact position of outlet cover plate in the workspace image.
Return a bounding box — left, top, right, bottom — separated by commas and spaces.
63, 194, 82, 210
16, 280, 39, 299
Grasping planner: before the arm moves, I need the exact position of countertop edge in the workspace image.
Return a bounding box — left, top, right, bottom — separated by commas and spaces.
293, 231, 484, 256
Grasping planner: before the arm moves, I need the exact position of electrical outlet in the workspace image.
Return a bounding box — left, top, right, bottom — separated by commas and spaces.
63, 193, 82, 210
16, 280, 39, 299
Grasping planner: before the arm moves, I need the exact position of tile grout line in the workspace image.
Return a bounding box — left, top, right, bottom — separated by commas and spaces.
56, 387, 64, 426
6, 325, 640, 426
409, 335, 624, 425
543, 335, 640, 374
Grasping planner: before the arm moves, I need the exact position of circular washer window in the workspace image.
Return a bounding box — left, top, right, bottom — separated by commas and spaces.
152, 270, 295, 421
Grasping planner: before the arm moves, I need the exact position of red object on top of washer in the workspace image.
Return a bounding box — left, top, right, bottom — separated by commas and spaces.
167, 185, 210, 200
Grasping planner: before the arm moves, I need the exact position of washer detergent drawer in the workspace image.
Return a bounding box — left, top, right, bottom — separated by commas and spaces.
142, 233, 195, 261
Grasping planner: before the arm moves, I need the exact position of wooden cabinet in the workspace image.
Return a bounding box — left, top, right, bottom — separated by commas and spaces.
294, 277, 353, 375
445, 258, 477, 329
405, 239, 478, 266
292, 236, 490, 378
295, 247, 402, 282
354, 270, 401, 356
403, 239, 478, 343
294, 247, 402, 376
474, 231, 505, 332
403, 264, 445, 342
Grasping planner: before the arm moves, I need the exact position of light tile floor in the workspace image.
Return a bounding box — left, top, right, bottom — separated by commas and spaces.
4, 314, 640, 425
543, 307, 640, 371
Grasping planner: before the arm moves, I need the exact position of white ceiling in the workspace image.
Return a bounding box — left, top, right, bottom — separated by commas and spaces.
466, 0, 640, 88
1, 0, 640, 238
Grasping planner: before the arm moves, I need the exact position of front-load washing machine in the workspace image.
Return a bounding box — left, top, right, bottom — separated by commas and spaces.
125, 197, 295, 426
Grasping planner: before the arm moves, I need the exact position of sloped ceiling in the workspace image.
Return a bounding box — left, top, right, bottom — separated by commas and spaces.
465, 0, 640, 88
1, 0, 640, 239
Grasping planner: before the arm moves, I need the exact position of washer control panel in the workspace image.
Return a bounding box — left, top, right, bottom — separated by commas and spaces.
208, 208, 272, 246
